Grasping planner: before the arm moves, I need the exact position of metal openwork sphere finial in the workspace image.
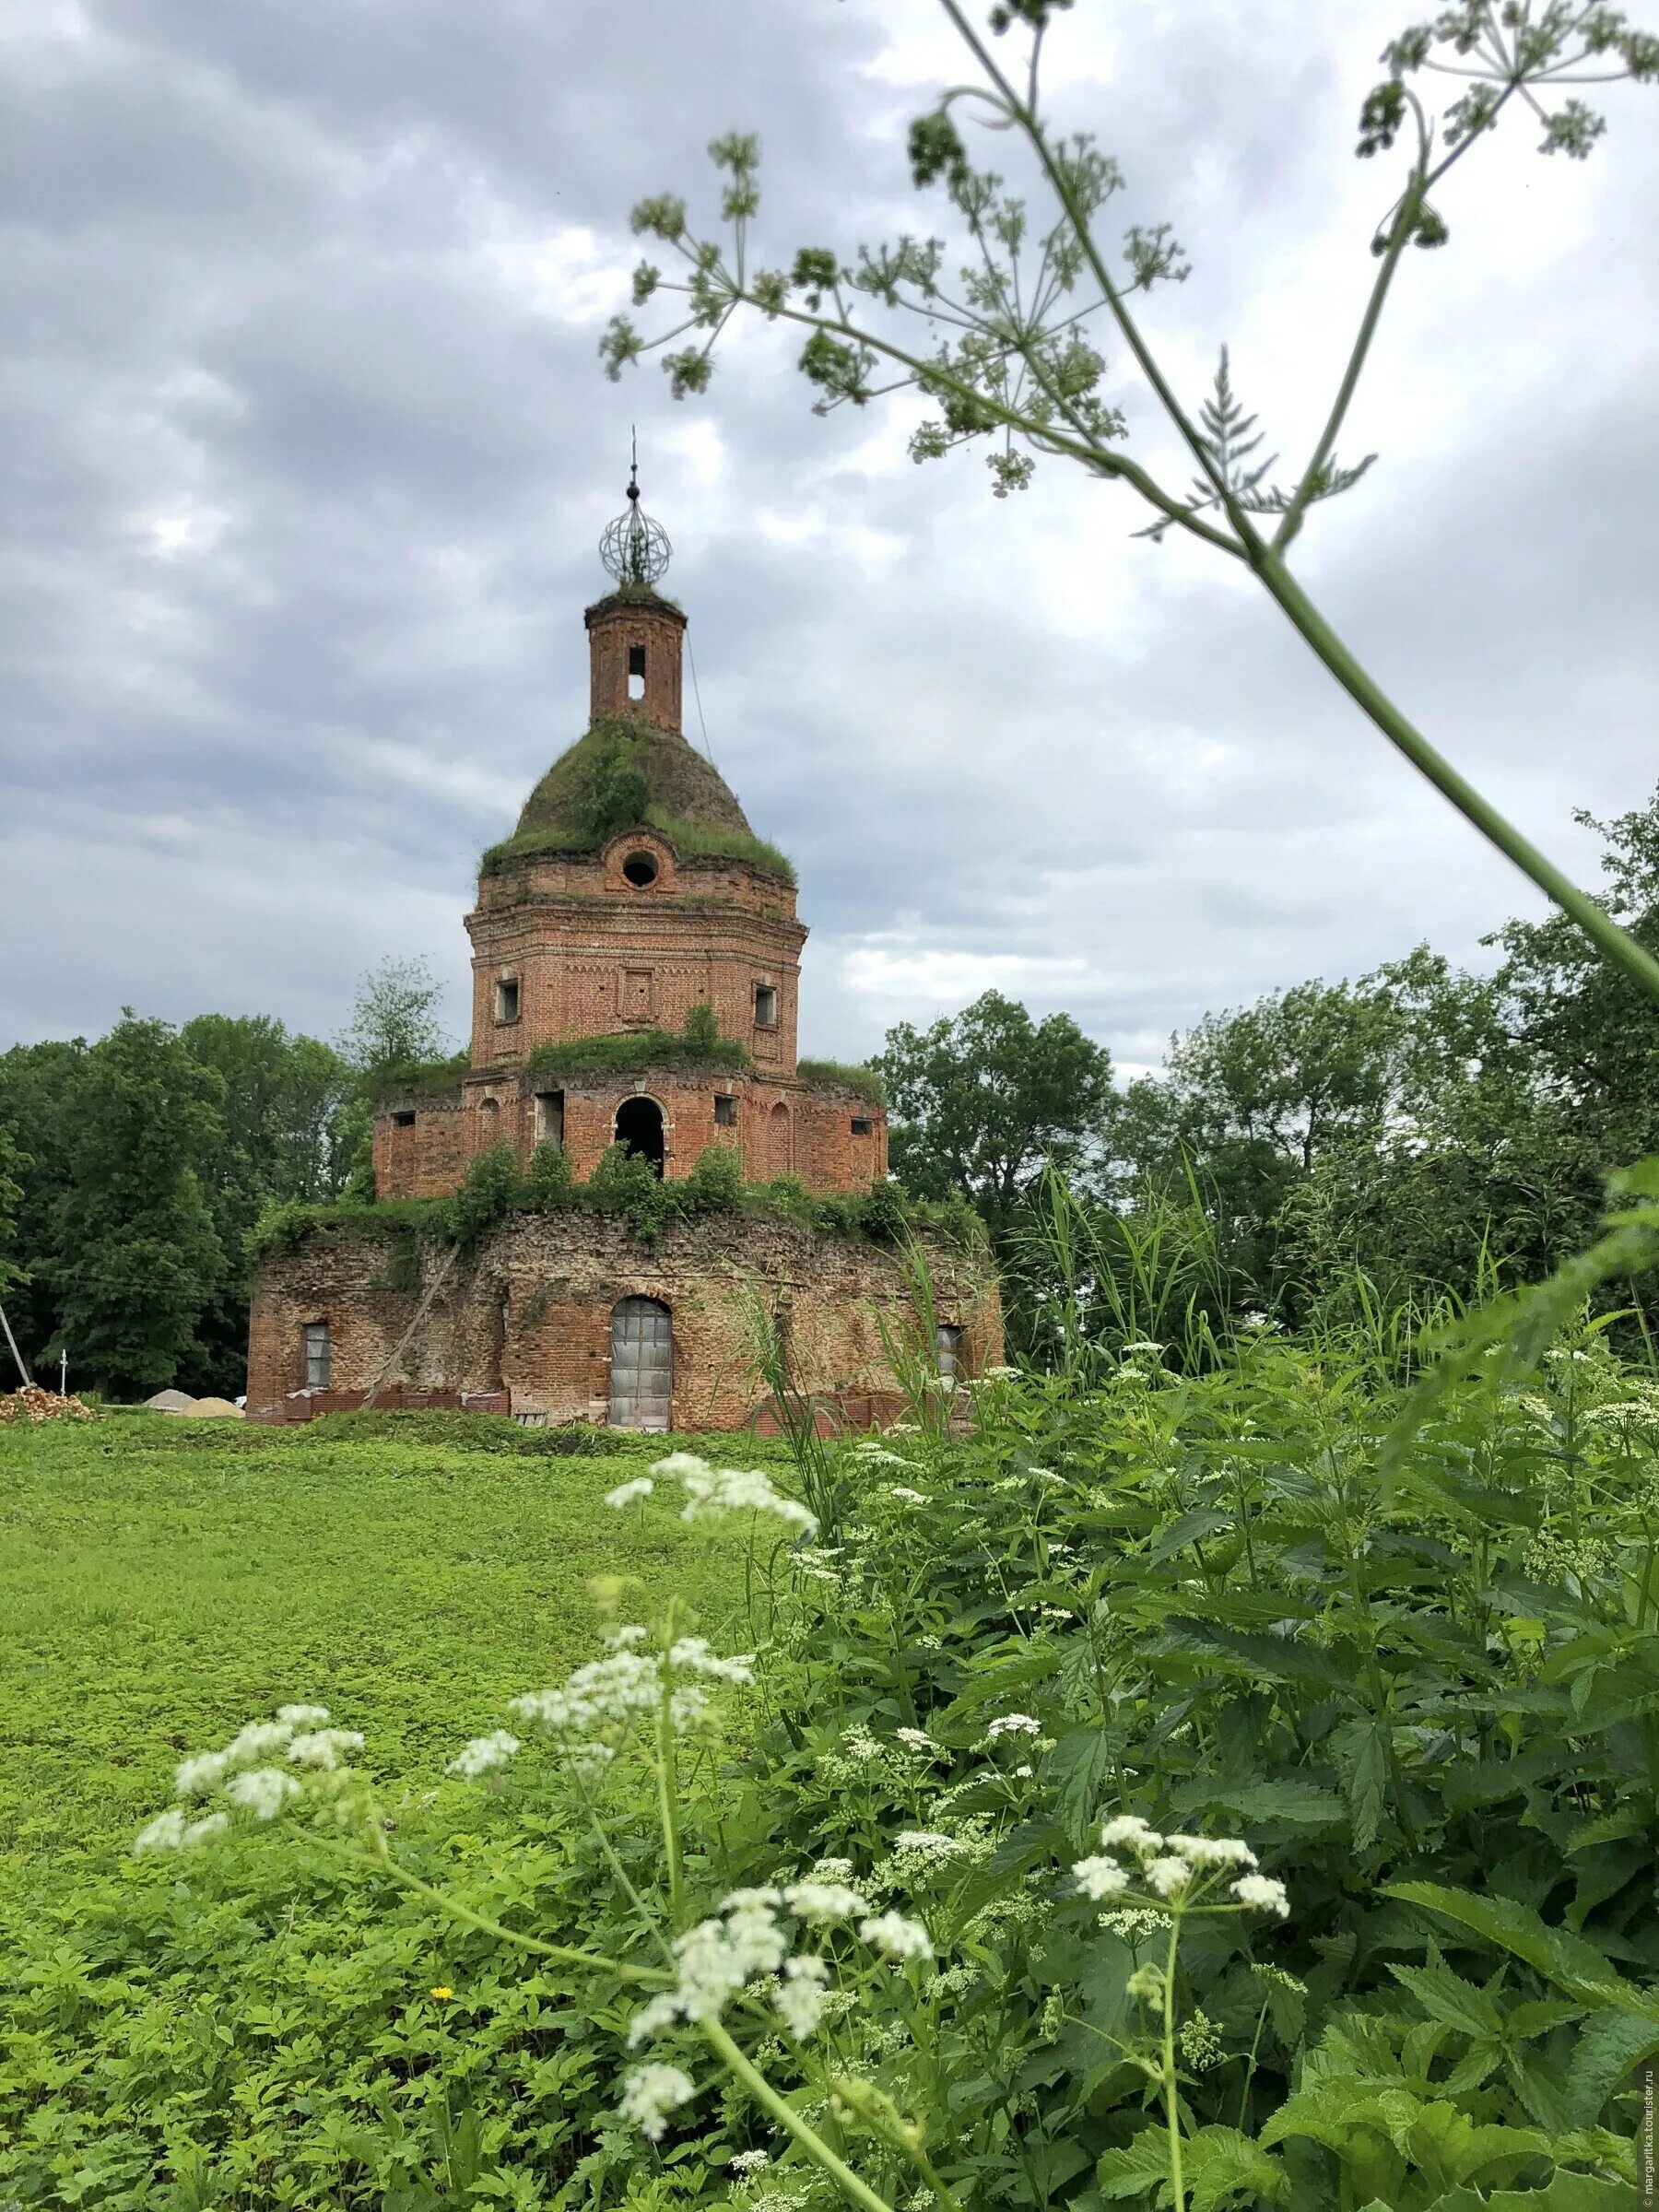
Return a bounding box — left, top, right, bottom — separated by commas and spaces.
599, 444, 672, 587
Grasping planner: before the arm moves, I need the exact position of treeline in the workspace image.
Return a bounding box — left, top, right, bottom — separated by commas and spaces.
0, 961, 445, 1400
878, 787, 1659, 1341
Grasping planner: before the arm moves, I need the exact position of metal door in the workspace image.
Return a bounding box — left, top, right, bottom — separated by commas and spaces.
608, 1297, 673, 1430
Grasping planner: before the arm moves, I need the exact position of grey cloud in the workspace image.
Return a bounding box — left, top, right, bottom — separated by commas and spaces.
3, 0, 1655, 1079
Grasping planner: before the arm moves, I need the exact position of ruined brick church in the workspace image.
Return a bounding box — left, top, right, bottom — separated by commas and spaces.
247, 472, 999, 1430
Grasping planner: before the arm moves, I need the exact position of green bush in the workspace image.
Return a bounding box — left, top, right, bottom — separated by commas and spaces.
679, 1141, 745, 1212
524, 1137, 576, 1205
450, 1142, 524, 1246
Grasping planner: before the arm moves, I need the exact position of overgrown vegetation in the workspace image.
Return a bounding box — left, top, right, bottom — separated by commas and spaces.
480, 714, 796, 885
526, 1004, 753, 1082
7, 1177, 1656, 2209
795, 1058, 888, 1105
253, 1139, 984, 1261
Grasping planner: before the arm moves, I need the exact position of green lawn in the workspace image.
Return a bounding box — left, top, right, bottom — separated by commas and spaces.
0, 1411, 755, 1897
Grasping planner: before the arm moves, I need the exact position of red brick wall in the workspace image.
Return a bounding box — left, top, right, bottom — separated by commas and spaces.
374, 1071, 888, 1201
584, 594, 686, 730
247, 1213, 999, 1431
465, 838, 806, 1074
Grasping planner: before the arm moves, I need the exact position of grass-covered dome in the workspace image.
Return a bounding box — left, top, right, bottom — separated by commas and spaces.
481, 714, 794, 885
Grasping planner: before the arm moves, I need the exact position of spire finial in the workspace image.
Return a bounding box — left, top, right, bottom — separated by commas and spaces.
600, 432, 672, 586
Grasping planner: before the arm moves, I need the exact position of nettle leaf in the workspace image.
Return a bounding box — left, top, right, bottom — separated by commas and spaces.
1170, 1775, 1345, 1830
1332, 1715, 1390, 1853
1384, 1882, 1655, 2014
1560, 2006, 1659, 2129
1387, 1953, 1503, 2042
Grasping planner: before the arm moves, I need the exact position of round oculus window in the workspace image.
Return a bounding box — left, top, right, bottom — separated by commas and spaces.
622, 851, 659, 888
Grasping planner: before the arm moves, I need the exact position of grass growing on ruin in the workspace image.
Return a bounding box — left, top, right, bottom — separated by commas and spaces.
0, 1412, 756, 1894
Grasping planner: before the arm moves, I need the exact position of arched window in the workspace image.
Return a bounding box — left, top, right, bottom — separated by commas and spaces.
610, 1297, 672, 1430
615, 1095, 665, 1177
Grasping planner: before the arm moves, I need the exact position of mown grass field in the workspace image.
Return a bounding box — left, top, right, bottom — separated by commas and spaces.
0, 1411, 754, 1897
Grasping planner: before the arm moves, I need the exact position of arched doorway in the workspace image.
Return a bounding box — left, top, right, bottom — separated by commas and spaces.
609, 1297, 673, 1430
615, 1095, 665, 1177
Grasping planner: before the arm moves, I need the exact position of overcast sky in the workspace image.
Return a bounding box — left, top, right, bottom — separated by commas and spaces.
5, 0, 1656, 1078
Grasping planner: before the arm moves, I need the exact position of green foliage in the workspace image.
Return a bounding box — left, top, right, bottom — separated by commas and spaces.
481, 714, 796, 886
50, 1013, 226, 1399
450, 1142, 524, 1247
524, 1136, 575, 1205
682, 1000, 720, 1052
582, 1141, 670, 1241
0, 1115, 27, 1303
176, 1014, 357, 1392
879, 989, 1116, 1234
679, 1141, 745, 1211
341, 955, 450, 1076
370, 1050, 472, 1104
795, 1056, 888, 1105
11, 1229, 1657, 2206
524, 1017, 751, 1084
582, 734, 652, 842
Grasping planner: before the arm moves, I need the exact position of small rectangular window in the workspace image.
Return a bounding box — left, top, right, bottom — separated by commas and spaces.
535, 1090, 565, 1145
851, 1116, 873, 1136
935, 1324, 962, 1386
303, 1322, 331, 1391
392, 1110, 416, 1129
494, 977, 520, 1023
753, 983, 778, 1030
627, 644, 646, 677
714, 1094, 738, 1127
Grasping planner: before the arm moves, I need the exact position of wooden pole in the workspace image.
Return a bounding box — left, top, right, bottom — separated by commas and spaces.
361, 1244, 460, 1410
0, 1300, 32, 1388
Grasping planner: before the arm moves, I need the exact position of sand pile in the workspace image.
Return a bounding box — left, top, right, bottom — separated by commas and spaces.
183, 1396, 244, 1418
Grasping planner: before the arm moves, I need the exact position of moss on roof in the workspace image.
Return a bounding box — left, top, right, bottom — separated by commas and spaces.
481, 714, 794, 886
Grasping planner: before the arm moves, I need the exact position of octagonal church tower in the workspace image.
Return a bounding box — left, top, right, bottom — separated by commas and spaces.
372, 470, 887, 1200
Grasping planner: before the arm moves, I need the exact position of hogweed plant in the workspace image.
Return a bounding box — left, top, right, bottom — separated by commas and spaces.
603, 0, 1659, 1012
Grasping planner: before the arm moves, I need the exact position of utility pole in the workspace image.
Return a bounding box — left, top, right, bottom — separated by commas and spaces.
60, 1347, 67, 1395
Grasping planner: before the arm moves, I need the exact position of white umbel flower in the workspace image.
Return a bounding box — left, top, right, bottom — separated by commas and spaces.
859, 1911, 934, 1962
1232, 1874, 1290, 1918
1166, 1833, 1257, 1869
1100, 1815, 1164, 1856
730, 2148, 771, 2175
1072, 1854, 1130, 1900
1145, 1855, 1194, 1898
985, 1714, 1041, 1739
618, 2062, 697, 2141
605, 1477, 654, 1508
774, 1954, 830, 2040
173, 1750, 231, 1798
276, 1703, 331, 1728
224, 1767, 300, 1820
447, 1730, 522, 1780
782, 1879, 867, 1924
223, 1720, 296, 1765
288, 1727, 365, 1770
134, 1807, 190, 1853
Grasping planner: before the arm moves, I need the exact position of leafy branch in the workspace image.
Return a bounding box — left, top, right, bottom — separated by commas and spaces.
601, 1, 1659, 1009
